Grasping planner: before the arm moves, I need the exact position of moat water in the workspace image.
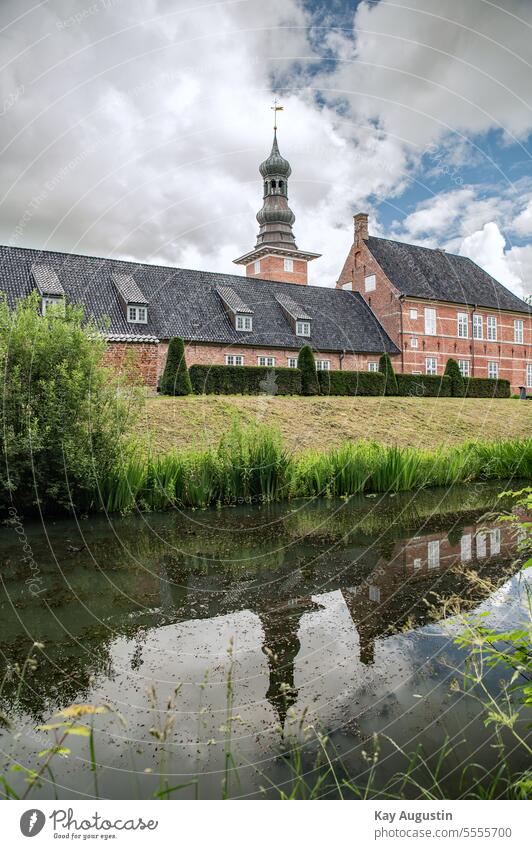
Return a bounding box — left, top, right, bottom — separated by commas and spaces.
0, 482, 529, 799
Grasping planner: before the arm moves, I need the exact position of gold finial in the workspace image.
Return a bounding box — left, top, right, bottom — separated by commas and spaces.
271, 97, 284, 131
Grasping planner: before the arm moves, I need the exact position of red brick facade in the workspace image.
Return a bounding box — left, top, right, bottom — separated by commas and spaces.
103, 340, 159, 389
244, 254, 309, 285
336, 216, 532, 393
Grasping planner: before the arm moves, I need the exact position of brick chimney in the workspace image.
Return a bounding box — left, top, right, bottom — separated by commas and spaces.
354, 212, 369, 244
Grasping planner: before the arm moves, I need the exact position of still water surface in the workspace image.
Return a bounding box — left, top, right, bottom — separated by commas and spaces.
0, 482, 529, 798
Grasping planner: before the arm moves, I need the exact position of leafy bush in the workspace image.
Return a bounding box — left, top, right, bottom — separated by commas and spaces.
444, 358, 465, 397
378, 352, 398, 395
0, 293, 131, 513
465, 377, 511, 398
159, 336, 192, 396
189, 364, 301, 395
317, 369, 385, 396
396, 374, 452, 397
297, 345, 320, 396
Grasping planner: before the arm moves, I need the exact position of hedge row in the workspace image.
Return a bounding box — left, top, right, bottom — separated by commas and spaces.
318, 369, 385, 396
464, 377, 511, 398
189, 364, 301, 395
187, 364, 511, 398
396, 374, 452, 397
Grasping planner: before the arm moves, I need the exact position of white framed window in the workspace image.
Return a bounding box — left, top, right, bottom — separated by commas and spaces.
514, 319, 524, 344
368, 585, 381, 603
490, 528, 501, 556
413, 557, 422, 570
127, 304, 147, 324
425, 357, 437, 375
410, 337, 418, 349
427, 540, 440, 569
472, 314, 483, 339
226, 354, 244, 366
476, 532, 487, 559
253, 260, 260, 274
284, 258, 294, 273
41, 295, 64, 315
368, 361, 379, 372
488, 361, 499, 379
424, 307, 436, 336
287, 357, 298, 368
258, 356, 275, 367
527, 363, 532, 388
460, 534, 472, 562
364, 274, 376, 292
236, 314, 252, 331
457, 312, 468, 338
458, 359, 470, 377
487, 315, 497, 341
316, 360, 330, 371
296, 320, 311, 337
342, 282, 352, 290
409, 308, 418, 320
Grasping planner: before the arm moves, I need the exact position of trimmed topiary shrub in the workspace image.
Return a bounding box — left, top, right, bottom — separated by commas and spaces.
159, 337, 191, 396
298, 345, 320, 396
160, 337, 192, 396
189, 364, 301, 395
396, 374, 452, 397
379, 352, 398, 396
317, 369, 385, 396
444, 358, 466, 397
464, 377, 511, 398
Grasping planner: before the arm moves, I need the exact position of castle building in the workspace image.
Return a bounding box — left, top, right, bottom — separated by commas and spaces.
0, 127, 530, 392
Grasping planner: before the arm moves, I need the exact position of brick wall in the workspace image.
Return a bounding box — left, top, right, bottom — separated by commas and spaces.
157, 340, 381, 380
103, 341, 159, 390
245, 255, 308, 284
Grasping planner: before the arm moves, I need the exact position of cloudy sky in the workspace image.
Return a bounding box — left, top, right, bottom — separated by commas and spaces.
1, 0, 531, 298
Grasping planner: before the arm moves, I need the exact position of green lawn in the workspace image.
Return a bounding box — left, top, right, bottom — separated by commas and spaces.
134, 395, 531, 455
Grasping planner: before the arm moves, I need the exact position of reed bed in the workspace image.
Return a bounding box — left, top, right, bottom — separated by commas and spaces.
95, 423, 532, 513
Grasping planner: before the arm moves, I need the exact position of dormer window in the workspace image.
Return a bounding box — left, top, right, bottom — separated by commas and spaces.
236, 314, 252, 331
296, 320, 311, 336
41, 295, 64, 315
127, 304, 148, 324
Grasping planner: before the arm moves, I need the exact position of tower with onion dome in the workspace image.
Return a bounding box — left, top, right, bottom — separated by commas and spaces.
233, 106, 321, 284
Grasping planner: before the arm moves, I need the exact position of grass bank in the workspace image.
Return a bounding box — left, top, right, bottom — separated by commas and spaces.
135, 395, 532, 454
97, 423, 532, 512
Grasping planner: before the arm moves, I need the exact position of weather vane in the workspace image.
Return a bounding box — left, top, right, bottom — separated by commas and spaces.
271, 98, 284, 131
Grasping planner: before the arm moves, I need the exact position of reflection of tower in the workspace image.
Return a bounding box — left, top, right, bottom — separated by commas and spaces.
259, 598, 318, 731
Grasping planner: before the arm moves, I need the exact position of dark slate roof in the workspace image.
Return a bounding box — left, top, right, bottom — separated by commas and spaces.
366, 236, 531, 314
0, 244, 398, 354
216, 285, 254, 315
31, 263, 64, 296
111, 272, 148, 305
275, 291, 311, 321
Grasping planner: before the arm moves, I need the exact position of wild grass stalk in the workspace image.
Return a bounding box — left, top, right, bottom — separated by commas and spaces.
96, 428, 532, 514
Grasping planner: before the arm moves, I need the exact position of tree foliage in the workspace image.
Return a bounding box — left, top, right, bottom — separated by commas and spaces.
0, 293, 131, 513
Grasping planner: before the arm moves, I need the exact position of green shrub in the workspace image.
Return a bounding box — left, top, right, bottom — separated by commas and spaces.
379, 352, 398, 395
317, 369, 385, 396
0, 293, 131, 513
465, 377, 511, 398
189, 364, 301, 395
396, 374, 452, 397
297, 345, 319, 396
444, 358, 465, 397
159, 336, 192, 396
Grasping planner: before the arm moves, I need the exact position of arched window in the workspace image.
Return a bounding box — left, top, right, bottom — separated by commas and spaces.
279, 180, 283, 191
271, 180, 277, 189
